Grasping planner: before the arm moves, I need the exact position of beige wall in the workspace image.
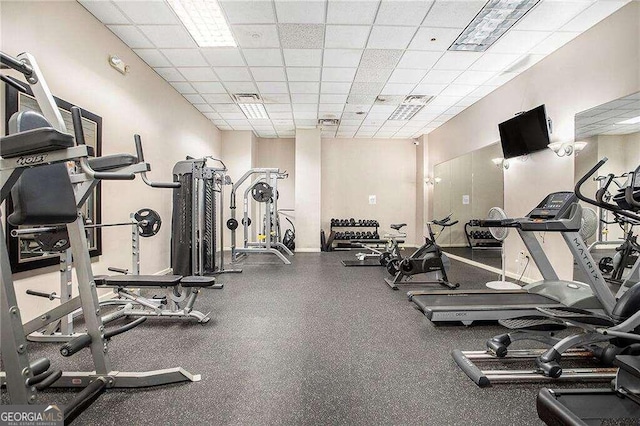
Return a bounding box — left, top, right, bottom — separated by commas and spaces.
295, 129, 322, 251
1, 1, 221, 321
321, 138, 418, 244
426, 3, 639, 281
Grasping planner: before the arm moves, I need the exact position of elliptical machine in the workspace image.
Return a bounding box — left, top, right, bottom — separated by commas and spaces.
384, 215, 460, 290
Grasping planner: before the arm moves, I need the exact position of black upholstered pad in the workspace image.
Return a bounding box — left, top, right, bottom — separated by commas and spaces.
89, 154, 138, 171
390, 223, 407, 230
99, 274, 182, 287
1, 128, 75, 158
180, 276, 217, 288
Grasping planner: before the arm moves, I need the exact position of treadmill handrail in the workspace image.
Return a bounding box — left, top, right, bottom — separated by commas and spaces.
575, 157, 640, 222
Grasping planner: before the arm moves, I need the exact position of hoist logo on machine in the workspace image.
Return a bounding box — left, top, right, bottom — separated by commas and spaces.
16, 154, 48, 166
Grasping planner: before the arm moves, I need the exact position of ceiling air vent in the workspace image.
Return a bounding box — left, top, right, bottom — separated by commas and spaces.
318, 118, 340, 127
233, 93, 262, 103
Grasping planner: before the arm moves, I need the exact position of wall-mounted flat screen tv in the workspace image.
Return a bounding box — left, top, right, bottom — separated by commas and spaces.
498, 105, 551, 159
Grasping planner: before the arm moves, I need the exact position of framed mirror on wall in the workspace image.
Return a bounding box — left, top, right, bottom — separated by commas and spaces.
3, 79, 103, 272
432, 143, 505, 269
573, 91, 640, 283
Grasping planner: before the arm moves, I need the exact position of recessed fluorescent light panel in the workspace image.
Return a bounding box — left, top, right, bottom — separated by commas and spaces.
167, 0, 236, 47
618, 116, 640, 125
388, 95, 432, 121
449, 0, 541, 52
239, 103, 268, 119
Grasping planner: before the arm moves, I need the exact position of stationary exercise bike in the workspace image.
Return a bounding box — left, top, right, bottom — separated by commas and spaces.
384, 215, 460, 290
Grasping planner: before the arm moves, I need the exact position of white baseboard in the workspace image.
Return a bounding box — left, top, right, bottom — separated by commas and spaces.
444, 251, 536, 284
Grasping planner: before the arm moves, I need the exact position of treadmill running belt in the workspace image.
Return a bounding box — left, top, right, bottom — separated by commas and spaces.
411, 292, 555, 312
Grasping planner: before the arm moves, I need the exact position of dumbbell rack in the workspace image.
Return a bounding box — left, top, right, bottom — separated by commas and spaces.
464, 221, 501, 250
330, 220, 380, 249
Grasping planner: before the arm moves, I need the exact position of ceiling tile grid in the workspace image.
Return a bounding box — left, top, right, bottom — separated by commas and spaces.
80, 0, 630, 139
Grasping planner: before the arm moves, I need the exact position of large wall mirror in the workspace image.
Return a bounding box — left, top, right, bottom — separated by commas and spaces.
432, 143, 504, 269
573, 91, 640, 282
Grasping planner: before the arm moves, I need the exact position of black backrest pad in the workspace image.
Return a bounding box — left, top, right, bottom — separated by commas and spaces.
612, 281, 640, 322
8, 163, 78, 226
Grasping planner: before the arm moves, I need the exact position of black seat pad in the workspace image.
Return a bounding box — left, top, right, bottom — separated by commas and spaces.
390, 223, 406, 230
89, 154, 138, 171
615, 355, 640, 378
180, 276, 217, 288
1, 127, 75, 158
99, 274, 182, 287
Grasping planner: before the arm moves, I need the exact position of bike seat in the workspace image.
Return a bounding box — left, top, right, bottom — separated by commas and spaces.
390, 223, 406, 231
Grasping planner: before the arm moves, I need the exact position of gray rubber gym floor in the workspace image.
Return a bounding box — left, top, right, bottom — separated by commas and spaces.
5, 253, 620, 425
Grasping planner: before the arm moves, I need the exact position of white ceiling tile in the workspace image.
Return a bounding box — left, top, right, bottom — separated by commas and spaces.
192, 82, 227, 93
469, 85, 498, 98
323, 49, 364, 67
562, 1, 629, 32
293, 104, 318, 112
421, 103, 450, 114
284, 49, 323, 66
224, 115, 250, 122
241, 49, 282, 66
529, 32, 580, 55
469, 53, 522, 71
445, 105, 466, 115
518, 1, 592, 31
289, 82, 320, 94
409, 27, 464, 51
214, 67, 252, 81
170, 82, 197, 94
349, 82, 385, 94
279, 24, 325, 48
327, 0, 379, 24
433, 51, 482, 70
233, 25, 281, 48
275, 0, 326, 23
484, 72, 517, 86
354, 67, 393, 83
439, 85, 475, 97
139, 25, 196, 48
322, 68, 357, 82
223, 81, 258, 93
107, 25, 153, 48
213, 104, 242, 113
422, 0, 486, 28
456, 96, 481, 107
366, 111, 392, 118
203, 112, 221, 120
374, 95, 404, 104
344, 101, 373, 110
367, 26, 416, 49
320, 94, 349, 103
325, 25, 372, 49
161, 49, 208, 66
388, 69, 427, 84
381, 83, 415, 95
359, 49, 404, 68
79, 1, 129, 24
287, 67, 322, 81
202, 48, 246, 66
489, 30, 551, 54
375, 0, 433, 25
251, 67, 287, 81
194, 104, 214, 113
397, 51, 442, 69
342, 119, 365, 125
115, 1, 179, 24
319, 104, 345, 112
454, 70, 494, 85
203, 94, 234, 103
178, 67, 218, 81
134, 49, 171, 67
184, 94, 205, 103
269, 112, 294, 119
220, 1, 276, 24
411, 80, 444, 93
266, 104, 292, 112
370, 104, 397, 112
295, 119, 318, 126
262, 93, 292, 103
257, 82, 290, 94
422, 69, 463, 84
154, 67, 185, 82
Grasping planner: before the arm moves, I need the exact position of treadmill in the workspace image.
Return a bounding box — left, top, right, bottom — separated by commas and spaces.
408, 191, 616, 325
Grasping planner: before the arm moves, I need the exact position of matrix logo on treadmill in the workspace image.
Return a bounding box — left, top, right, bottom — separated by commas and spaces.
573, 237, 600, 282
16, 154, 47, 166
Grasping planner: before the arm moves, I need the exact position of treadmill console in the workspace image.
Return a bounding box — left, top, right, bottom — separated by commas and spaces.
528, 192, 577, 220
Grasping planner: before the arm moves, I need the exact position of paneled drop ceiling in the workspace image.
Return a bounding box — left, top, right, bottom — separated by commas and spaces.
80, 0, 631, 139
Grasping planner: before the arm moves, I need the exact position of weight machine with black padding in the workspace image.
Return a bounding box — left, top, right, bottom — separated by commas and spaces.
172, 157, 241, 276
228, 168, 293, 264
0, 51, 199, 415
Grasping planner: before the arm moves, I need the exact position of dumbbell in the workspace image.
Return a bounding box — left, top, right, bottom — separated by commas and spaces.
365, 231, 372, 239
331, 218, 336, 226
349, 218, 356, 226
373, 232, 379, 239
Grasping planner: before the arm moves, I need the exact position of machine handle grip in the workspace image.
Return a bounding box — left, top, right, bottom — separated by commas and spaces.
60, 334, 92, 357
0, 51, 33, 76
29, 358, 51, 376
64, 377, 108, 425
575, 157, 608, 206
104, 317, 146, 339
107, 267, 129, 275
624, 165, 640, 208
451, 350, 491, 388
26, 289, 58, 300
34, 370, 62, 391
135, 135, 181, 188
134, 134, 145, 162
0, 74, 28, 93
